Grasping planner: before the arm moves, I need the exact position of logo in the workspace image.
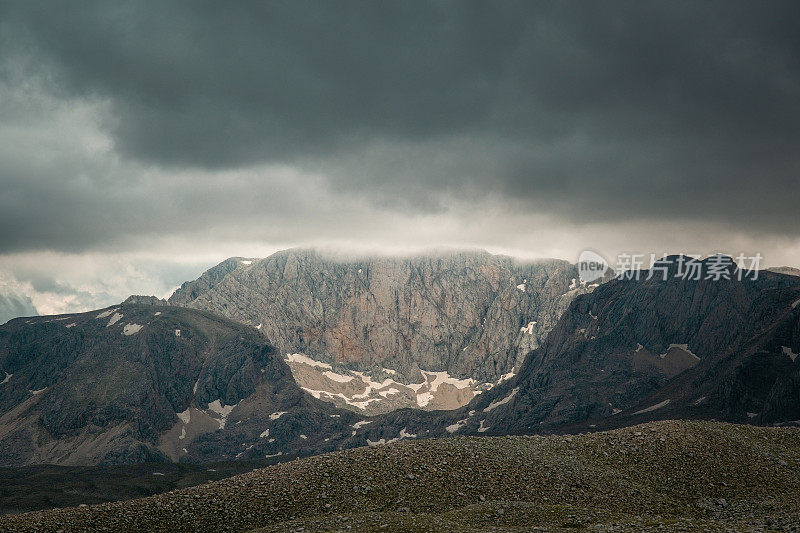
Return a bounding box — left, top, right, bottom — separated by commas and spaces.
578, 250, 609, 283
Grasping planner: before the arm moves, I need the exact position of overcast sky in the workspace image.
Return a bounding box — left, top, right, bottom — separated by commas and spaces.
1, 1, 799, 316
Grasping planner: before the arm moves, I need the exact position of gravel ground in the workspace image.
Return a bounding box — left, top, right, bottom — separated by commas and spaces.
0, 420, 798, 532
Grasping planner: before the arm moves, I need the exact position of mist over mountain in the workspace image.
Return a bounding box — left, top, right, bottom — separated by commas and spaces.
0, 289, 37, 326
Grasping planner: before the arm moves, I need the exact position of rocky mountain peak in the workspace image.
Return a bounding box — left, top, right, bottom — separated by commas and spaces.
168, 247, 594, 413
123, 295, 167, 306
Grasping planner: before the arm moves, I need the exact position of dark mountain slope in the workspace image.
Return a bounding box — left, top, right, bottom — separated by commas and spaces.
0, 304, 361, 466
464, 258, 800, 433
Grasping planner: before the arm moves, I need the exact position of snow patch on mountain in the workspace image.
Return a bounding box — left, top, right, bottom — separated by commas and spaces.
95, 308, 119, 319
122, 323, 143, 335
286, 353, 332, 369
661, 344, 699, 360
207, 400, 238, 429
177, 409, 191, 424
106, 313, 123, 327
285, 352, 494, 414
496, 371, 516, 384
782, 346, 798, 362
323, 370, 354, 383
484, 387, 519, 413
398, 428, 416, 439
446, 419, 469, 433
633, 399, 671, 415
366, 427, 417, 446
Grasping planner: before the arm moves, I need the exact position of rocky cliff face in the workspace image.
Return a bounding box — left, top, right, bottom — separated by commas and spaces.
122, 295, 167, 306
353, 257, 800, 444
0, 304, 362, 466
169, 248, 590, 412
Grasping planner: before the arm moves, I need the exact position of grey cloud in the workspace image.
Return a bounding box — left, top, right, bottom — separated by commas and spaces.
1, 1, 525, 166
0, 0, 799, 251
0, 88, 451, 254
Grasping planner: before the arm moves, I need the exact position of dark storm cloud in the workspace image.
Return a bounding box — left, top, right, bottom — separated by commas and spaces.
1, 0, 800, 249
2, 0, 529, 166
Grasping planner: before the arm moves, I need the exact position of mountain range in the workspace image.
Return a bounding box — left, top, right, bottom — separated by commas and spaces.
1, 250, 799, 468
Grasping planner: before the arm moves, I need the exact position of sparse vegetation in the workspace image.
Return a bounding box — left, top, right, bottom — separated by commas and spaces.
1, 421, 798, 531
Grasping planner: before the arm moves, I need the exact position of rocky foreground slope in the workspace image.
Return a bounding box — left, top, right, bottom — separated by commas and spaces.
1, 421, 798, 532
168, 248, 592, 412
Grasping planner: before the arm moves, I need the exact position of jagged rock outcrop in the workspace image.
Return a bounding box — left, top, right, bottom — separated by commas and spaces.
0, 304, 362, 466
123, 295, 167, 306
168, 248, 591, 412
170, 257, 256, 305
